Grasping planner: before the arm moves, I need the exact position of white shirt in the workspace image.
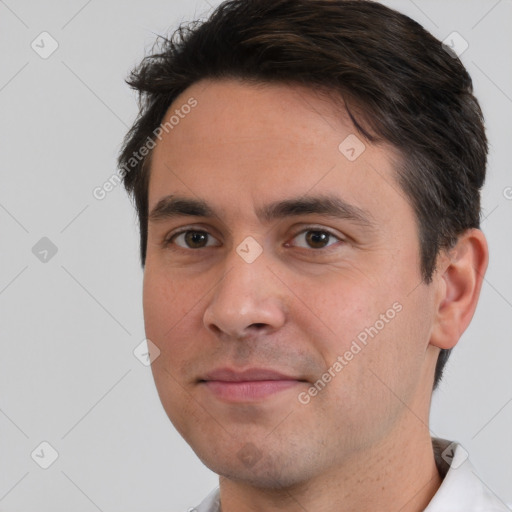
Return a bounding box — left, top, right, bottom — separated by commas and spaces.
190, 439, 510, 512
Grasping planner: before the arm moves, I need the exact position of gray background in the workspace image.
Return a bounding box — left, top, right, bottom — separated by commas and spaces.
0, 0, 511, 510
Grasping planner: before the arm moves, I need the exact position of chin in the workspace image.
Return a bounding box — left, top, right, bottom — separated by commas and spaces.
197, 444, 321, 490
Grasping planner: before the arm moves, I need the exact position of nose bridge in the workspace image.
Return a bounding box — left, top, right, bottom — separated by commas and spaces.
203, 240, 286, 337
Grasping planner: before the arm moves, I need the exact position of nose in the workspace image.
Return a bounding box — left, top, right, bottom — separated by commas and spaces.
202, 244, 287, 340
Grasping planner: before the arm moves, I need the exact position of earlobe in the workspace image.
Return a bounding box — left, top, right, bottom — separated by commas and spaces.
429, 229, 489, 350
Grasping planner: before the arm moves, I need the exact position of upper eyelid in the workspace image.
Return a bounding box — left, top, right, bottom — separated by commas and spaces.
165, 223, 219, 239
286, 227, 344, 248
166, 226, 221, 245
291, 225, 344, 239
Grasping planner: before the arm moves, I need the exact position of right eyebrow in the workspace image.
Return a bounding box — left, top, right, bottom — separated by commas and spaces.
148, 196, 215, 222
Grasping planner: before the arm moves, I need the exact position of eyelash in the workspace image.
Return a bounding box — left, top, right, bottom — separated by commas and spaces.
163, 226, 345, 252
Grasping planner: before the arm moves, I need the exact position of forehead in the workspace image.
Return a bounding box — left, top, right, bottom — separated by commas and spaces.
147, 78, 407, 222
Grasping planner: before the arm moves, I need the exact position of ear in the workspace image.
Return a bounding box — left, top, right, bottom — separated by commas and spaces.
430, 228, 489, 350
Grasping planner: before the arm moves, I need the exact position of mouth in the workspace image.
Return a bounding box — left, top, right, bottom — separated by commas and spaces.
198, 367, 308, 402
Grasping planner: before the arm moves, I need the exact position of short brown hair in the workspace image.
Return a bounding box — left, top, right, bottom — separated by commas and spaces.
117, 0, 488, 388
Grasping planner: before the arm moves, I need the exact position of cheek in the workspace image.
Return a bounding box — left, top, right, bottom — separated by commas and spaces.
295, 274, 417, 394
142, 268, 203, 361
336, 290, 435, 412
291, 276, 383, 355
143, 270, 204, 432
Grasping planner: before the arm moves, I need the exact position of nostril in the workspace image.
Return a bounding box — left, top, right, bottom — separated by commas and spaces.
208, 324, 223, 335
250, 323, 267, 329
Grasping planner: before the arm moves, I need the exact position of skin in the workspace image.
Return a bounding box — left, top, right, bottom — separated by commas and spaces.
143, 78, 488, 512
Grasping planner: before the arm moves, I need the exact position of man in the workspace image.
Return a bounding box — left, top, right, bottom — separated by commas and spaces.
117, 0, 509, 510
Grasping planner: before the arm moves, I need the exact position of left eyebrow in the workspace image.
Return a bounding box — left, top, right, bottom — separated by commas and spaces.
256, 194, 376, 229
148, 193, 376, 230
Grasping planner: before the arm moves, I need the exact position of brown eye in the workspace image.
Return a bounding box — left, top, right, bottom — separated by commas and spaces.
185, 231, 208, 248
171, 230, 220, 249
305, 231, 331, 248
290, 229, 342, 250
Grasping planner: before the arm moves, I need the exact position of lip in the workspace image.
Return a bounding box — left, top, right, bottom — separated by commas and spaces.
199, 367, 306, 402
201, 367, 302, 382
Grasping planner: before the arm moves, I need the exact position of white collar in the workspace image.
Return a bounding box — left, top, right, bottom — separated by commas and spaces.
425, 438, 509, 511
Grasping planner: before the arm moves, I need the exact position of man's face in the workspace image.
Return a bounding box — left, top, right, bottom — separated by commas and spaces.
143, 78, 441, 486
